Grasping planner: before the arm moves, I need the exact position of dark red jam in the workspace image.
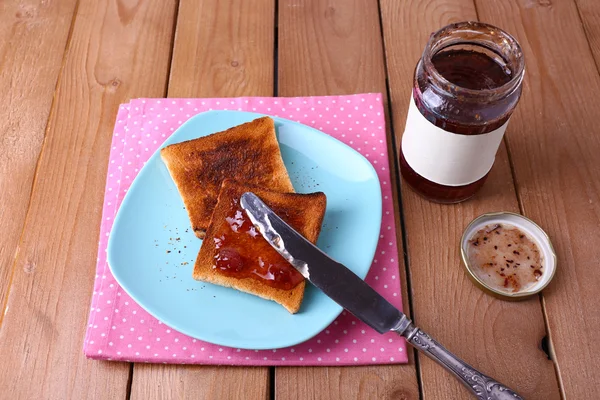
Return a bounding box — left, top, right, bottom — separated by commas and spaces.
212, 199, 304, 291
400, 22, 524, 203
432, 50, 512, 91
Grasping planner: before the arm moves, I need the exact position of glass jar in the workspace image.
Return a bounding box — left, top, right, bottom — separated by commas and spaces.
400, 21, 525, 203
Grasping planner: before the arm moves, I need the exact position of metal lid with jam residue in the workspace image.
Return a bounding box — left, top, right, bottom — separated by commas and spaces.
460, 212, 557, 300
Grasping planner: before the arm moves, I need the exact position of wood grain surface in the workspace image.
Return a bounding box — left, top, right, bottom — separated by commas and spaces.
475, 0, 600, 398
576, 0, 600, 70
128, 0, 275, 398
131, 365, 269, 400
1, 0, 599, 398
276, 0, 420, 398
0, 0, 78, 320
0, 0, 178, 398
168, 0, 275, 98
379, 0, 561, 398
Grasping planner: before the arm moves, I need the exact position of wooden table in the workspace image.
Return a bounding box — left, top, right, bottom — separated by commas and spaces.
1, 0, 599, 398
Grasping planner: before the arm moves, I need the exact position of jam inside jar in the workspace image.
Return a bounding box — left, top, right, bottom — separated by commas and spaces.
400, 22, 525, 203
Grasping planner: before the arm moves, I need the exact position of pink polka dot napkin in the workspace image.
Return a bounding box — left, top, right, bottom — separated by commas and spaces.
84, 93, 408, 365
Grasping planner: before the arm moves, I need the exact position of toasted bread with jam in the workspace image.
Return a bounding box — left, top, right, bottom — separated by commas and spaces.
160, 117, 294, 238
193, 180, 326, 314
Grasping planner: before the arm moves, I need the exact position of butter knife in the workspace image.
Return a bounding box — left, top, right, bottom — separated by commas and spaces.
240, 192, 523, 400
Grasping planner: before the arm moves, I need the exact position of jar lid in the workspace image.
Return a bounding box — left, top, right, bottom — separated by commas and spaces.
460, 212, 557, 300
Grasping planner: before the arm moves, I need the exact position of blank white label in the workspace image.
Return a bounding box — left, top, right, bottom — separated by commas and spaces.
401, 96, 507, 187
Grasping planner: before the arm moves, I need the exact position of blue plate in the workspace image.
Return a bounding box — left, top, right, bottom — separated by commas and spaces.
108, 110, 382, 349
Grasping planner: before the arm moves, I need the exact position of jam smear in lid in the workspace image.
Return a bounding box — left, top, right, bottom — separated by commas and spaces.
467, 223, 543, 293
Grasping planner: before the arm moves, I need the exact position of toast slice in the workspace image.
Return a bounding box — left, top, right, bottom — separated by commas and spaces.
193, 180, 327, 314
160, 117, 294, 238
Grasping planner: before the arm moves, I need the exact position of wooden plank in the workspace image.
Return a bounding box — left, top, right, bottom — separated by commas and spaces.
379, 0, 561, 398
0, 0, 78, 318
474, 0, 600, 398
276, 0, 420, 398
129, 0, 274, 398
0, 0, 178, 398
276, 365, 417, 399
131, 365, 268, 399
576, 0, 600, 70
167, 0, 275, 97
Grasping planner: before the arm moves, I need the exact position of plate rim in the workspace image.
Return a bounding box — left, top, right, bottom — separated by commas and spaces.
107, 110, 383, 349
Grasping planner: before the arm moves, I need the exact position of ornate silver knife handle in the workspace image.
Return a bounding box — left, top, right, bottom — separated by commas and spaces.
394, 319, 523, 400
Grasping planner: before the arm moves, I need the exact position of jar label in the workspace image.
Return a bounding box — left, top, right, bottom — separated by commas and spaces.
402, 96, 508, 187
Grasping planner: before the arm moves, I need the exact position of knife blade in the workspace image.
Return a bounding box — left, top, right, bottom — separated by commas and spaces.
240, 192, 524, 400
240, 192, 408, 334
